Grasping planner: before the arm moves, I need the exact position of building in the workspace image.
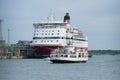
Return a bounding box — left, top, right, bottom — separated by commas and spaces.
11, 40, 33, 57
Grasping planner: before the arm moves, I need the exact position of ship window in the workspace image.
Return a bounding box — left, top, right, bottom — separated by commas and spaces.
57, 33, 59, 35
56, 40, 58, 42
52, 30, 54, 32
58, 30, 60, 32
51, 40, 53, 42
52, 33, 54, 35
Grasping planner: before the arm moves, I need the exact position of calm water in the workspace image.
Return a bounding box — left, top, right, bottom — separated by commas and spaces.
0, 55, 120, 80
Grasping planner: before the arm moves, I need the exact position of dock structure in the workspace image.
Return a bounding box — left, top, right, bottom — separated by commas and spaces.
11, 40, 33, 58
0, 40, 33, 59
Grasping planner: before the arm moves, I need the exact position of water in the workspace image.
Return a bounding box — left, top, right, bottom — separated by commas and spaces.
0, 55, 120, 80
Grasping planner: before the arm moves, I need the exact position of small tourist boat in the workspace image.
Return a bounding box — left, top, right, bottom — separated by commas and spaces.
50, 46, 88, 63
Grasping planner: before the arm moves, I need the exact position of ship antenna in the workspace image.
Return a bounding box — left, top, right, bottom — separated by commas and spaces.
47, 9, 55, 22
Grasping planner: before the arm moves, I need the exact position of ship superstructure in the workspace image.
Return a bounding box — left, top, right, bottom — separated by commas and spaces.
31, 13, 88, 58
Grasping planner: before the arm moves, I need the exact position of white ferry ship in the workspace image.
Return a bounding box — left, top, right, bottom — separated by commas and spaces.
30, 13, 88, 58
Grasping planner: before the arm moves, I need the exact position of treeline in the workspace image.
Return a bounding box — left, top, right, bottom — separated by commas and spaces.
88, 50, 120, 55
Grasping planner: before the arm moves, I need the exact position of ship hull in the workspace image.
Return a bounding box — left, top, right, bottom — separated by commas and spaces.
28, 46, 88, 58
30, 46, 65, 58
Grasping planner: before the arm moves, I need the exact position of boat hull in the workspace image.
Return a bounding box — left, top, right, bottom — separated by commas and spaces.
50, 60, 87, 63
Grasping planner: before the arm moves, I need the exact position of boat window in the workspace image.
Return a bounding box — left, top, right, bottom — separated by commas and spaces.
64, 55, 68, 57
70, 55, 76, 58
79, 54, 81, 57
82, 53, 84, 57
73, 52, 76, 54
61, 55, 63, 57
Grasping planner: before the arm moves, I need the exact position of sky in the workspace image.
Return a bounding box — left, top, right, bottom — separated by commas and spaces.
0, 0, 120, 50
